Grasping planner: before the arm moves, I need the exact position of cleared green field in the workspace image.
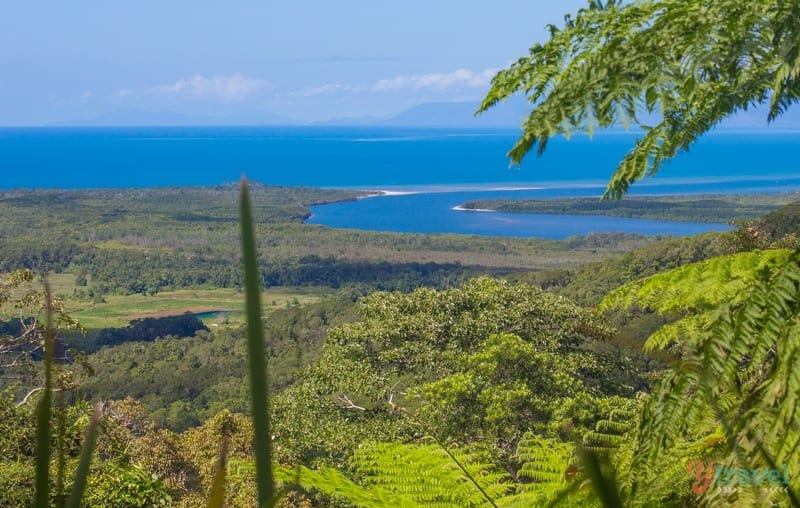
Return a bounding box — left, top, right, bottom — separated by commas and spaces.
25, 273, 327, 329
32, 272, 77, 295
71, 288, 325, 329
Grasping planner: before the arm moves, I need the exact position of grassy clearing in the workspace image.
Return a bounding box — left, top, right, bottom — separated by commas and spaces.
71, 288, 325, 329
24, 274, 327, 329
31, 272, 77, 296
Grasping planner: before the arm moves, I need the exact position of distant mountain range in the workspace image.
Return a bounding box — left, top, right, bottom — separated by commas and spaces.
54, 97, 800, 129
56, 97, 530, 128
316, 96, 531, 127
54, 109, 294, 127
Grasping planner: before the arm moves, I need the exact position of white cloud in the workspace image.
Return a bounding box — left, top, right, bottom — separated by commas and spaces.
151, 73, 270, 103
286, 82, 364, 98
371, 68, 497, 92
79, 91, 92, 101
286, 68, 497, 99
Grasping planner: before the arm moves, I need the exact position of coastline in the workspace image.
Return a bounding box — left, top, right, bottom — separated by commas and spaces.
358, 189, 421, 199
453, 192, 800, 224
306, 187, 742, 238
452, 205, 497, 212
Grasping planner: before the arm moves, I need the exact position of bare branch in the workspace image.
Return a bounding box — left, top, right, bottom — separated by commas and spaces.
387, 381, 407, 413
17, 386, 62, 407
334, 394, 366, 411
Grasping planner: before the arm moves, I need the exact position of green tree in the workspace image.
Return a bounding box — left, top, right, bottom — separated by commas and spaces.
0, 269, 83, 372
414, 333, 632, 464
272, 278, 641, 471
480, 0, 800, 198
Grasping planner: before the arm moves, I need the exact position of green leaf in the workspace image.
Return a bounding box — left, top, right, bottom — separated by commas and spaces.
66, 402, 103, 508
239, 177, 275, 506
34, 284, 55, 508
479, 0, 800, 198
206, 435, 228, 508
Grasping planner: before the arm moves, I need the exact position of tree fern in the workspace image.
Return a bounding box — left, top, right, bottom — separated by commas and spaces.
275, 441, 509, 507
601, 249, 800, 505
506, 434, 591, 507
274, 463, 417, 508
582, 404, 637, 454
284, 436, 598, 507
353, 441, 512, 507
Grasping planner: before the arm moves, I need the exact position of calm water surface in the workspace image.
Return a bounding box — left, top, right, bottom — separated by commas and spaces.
3, 126, 798, 237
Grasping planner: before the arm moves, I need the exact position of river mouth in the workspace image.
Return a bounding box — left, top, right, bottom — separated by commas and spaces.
307, 187, 736, 239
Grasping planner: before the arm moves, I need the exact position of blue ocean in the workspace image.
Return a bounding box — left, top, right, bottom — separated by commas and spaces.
2, 126, 799, 238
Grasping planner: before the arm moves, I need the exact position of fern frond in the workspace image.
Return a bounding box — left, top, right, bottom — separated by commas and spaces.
607, 249, 800, 505
274, 464, 418, 508
352, 442, 512, 507
509, 434, 598, 507
642, 313, 708, 351
516, 434, 574, 485
600, 250, 794, 315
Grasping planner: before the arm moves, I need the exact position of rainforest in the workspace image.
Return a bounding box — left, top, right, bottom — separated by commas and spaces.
4, 0, 800, 506
2, 180, 799, 506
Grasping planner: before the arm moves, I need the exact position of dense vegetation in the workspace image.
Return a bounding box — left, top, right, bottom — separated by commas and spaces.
2, 185, 800, 505
3, 1, 800, 506
461, 193, 799, 223
91, 314, 208, 350
0, 185, 658, 299
78, 298, 359, 431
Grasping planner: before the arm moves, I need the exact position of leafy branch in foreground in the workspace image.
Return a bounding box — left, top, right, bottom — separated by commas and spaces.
480, 0, 800, 198
601, 249, 800, 506
1, 269, 84, 372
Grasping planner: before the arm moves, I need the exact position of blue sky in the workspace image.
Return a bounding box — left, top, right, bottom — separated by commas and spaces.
1, 1, 588, 125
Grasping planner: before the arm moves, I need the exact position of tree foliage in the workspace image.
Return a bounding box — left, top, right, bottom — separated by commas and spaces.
0, 270, 83, 369
480, 0, 800, 198
601, 250, 800, 505
92, 313, 207, 349
273, 277, 644, 471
